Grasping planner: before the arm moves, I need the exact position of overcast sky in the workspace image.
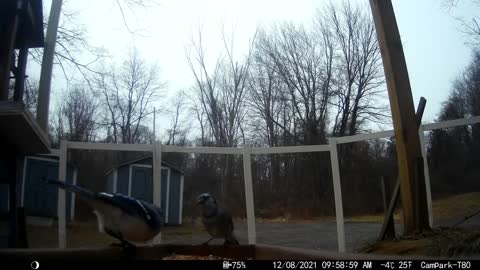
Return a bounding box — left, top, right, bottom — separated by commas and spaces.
35, 0, 479, 134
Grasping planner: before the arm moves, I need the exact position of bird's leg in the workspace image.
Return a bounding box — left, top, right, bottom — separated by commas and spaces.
105, 228, 125, 248
224, 234, 239, 246
109, 242, 123, 248
120, 239, 136, 252
105, 228, 135, 253
202, 237, 215, 246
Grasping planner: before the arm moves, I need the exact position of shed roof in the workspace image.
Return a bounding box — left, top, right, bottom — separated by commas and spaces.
105, 155, 184, 176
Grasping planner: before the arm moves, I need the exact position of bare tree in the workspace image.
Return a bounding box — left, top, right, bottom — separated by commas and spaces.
442, 0, 480, 45
164, 91, 190, 145
187, 28, 256, 147
186, 27, 256, 202
33, 0, 160, 82
256, 22, 334, 145
96, 48, 165, 144
319, 1, 387, 137
113, 0, 161, 34
247, 44, 286, 147
31, 2, 106, 85
49, 84, 98, 146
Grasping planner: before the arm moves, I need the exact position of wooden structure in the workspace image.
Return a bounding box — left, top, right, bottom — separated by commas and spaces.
0, 0, 48, 248
0, 155, 78, 220
0, 104, 50, 248
369, 0, 430, 234
0, 244, 435, 261
378, 97, 426, 241
0, 0, 44, 101
48, 115, 480, 250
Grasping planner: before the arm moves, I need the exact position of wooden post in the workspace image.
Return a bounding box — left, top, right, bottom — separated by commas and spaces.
152, 143, 162, 244
0, 1, 19, 101
369, 0, 430, 234
153, 107, 156, 143
329, 138, 346, 252
37, 0, 63, 132
242, 147, 257, 244
380, 176, 395, 240
13, 45, 29, 103
418, 126, 433, 227
58, 140, 67, 248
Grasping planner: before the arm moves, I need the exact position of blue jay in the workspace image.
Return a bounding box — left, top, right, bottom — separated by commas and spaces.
196, 193, 239, 245
45, 178, 164, 250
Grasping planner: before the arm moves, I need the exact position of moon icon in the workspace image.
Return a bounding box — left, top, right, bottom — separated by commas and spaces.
31, 261, 40, 269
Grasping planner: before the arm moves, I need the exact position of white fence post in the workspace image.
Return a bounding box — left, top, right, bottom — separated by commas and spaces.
419, 126, 433, 227
58, 140, 67, 249
242, 147, 257, 244
152, 142, 162, 244
329, 138, 346, 252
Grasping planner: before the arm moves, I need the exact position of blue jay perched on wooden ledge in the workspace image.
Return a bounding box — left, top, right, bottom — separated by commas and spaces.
196, 193, 239, 246
45, 178, 164, 250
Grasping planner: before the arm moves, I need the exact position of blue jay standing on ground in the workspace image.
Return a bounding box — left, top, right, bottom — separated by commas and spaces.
45, 178, 164, 250
196, 193, 239, 245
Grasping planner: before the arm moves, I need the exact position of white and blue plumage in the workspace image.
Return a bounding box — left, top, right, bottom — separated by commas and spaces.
46, 179, 164, 248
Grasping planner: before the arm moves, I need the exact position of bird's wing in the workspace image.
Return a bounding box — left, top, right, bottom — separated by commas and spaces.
46, 178, 163, 228
96, 193, 160, 226
218, 207, 235, 232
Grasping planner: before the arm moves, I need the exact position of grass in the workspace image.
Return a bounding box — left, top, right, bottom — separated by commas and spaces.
358, 192, 480, 258
431, 192, 480, 224
346, 191, 480, 224
360, 228, 480, 258
429, 228, 480, 257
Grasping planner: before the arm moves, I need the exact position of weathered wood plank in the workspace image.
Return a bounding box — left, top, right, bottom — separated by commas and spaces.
0, 102, 50, 154
369, 0, 430, 234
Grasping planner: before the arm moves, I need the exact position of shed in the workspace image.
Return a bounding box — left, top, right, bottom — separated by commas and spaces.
105, 156, 184, 225
0, 155, 78, 221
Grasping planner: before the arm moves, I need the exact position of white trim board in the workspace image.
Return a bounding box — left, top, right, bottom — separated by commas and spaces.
112, 169, 118, 193
128, 165, 133, 196
329, 139, 346, 252
67, 141, 152, 152
49, 115, 480, 155
165, 168, 171, 224
130, 164, 152, 168
58, 141, 67, 249
70, 168, 77, 221
178, 175, 184, 225
242, 148, 257, 244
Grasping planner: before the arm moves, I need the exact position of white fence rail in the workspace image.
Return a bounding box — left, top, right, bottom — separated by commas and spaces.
51, 116, 480, 251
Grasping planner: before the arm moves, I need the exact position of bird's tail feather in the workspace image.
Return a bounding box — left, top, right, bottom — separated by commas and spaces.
43, 178, 95, 198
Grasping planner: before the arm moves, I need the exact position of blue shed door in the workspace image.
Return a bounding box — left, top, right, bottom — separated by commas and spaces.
24, 159, 58, 217
129, 166, 170, 223
23, 158, 72, 219
130, 166, 153, 202
168, 173, 182, 225
161, 168, 168, 217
